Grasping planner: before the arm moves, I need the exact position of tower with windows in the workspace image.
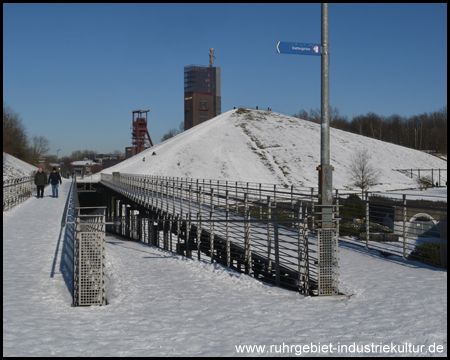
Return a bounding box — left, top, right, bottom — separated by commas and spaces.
184, 64, 221, 130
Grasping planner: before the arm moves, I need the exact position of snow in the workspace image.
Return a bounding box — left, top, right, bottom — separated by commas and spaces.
102, 109, 447, 192
71, 160, 95, 166
3, 178, 447, 356
3, 110, 448, 356
3, 152, 38, 180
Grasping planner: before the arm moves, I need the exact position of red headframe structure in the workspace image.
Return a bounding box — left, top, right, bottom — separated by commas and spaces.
131, 110, 153, 154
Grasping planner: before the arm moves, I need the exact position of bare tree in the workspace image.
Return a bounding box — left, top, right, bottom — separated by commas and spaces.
348, 148, 379, 198
30, 135, 50, 164
292, 109, 309, 120
111, 149, 124, 158
309, 108, 321, 123
161, 126, 184, 142
3, 102, 29, 160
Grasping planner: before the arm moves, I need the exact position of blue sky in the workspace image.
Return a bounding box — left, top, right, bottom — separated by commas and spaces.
3, 3, 447, 158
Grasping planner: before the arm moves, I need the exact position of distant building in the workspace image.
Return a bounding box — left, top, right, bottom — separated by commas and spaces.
125, 146, 136, 159
102, 158, 125, 170
71, 160, 95, 175
184, 64, 221, 130
35, 158, 46, 168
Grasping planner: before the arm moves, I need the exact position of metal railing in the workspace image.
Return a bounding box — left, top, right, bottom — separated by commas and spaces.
101, 173, 340, 296
62, 176, 107, 306
3, 176, 35, 211
395, 168, 447, 187
336, 190, 447, 268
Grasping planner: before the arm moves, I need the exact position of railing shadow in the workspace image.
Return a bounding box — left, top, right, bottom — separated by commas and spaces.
51, 179, 76, 301
59, 222, 74, 299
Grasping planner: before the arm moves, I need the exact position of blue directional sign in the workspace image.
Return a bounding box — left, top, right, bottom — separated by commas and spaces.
276, 41, 321, 56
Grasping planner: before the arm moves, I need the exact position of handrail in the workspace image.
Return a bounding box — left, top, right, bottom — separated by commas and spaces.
61, 176, 76, 227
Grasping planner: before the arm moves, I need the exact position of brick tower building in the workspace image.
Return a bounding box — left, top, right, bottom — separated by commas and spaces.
184, 64, 221, 130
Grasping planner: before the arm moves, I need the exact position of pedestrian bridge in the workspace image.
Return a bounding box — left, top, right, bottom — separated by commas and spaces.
93, 173, 339, 297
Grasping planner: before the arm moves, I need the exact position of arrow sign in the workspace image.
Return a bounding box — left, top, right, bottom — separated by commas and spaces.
276, 41, 321, 56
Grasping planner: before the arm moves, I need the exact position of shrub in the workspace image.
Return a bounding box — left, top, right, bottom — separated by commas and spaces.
415, 176, 433, 190
408, 242, 442, 267
339, 194, 365, 219
235, 108, 251, 115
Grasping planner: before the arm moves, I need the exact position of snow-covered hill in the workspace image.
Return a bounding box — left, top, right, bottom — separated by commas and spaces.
102, 109, 447, 191
3, 152, 38, 180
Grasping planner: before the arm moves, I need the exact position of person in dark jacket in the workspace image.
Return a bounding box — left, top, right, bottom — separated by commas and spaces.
34, 168, 47, 198
48, 167, 62, 198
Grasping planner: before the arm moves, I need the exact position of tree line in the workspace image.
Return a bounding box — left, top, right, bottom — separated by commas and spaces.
292, 105, 447, 154
3, 102, 50, 164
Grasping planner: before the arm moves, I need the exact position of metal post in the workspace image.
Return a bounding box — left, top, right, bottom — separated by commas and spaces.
197, 213, 202, 260
365, 191, 370, 249
244, 192, 252, 275
210, 188, 215, 263
186, 213, 191, 257
311, 187, 315, 232
403, 194, 407, 258
317, 4, 338, 296
335, 189, 339, 241
273, 202, 280, 287
319, 3, 333, 230
267, 196, 273, 273
226, 190, 231, 268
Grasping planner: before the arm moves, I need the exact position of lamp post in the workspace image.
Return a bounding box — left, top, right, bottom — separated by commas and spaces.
57, 149, 61, 171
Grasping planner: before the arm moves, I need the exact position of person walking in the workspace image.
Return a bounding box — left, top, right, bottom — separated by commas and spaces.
34, 168, 47, 198
48, 167, 62, 198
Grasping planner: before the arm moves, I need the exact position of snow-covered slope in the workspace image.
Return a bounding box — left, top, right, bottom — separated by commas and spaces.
102, 109, 447, 191
3, 152, 38, 180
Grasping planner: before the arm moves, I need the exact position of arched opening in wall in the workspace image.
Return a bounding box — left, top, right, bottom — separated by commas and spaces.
407, 213, 439, 237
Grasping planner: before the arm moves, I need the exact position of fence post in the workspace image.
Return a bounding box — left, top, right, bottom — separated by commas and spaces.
311, 187, 315, 232
189, 185, 192, 215
197, 212, 202, 260
365, 191, 370, 249
297, 200, 303, 291
244, 193, 252, 275
196, 179, 199, 203
403, 194, 407, 259
273, 202, 280, 287
166, 181, 169, 214
210, 188, 215, 263
335, 189, 340, 241
266, 196, 273, 273
226, 190, 230, 268
186, 213, 191, 257
291, 185, 294, 221
302, 202, 310, 294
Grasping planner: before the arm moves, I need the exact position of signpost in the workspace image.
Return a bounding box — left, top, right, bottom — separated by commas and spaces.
277, 4, 338, 295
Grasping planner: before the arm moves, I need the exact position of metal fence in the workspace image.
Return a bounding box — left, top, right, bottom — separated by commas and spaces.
396, 168, 447, 187
335, 190, 447, 268
62, 176, 107, 306
101, 173, 340, 296
3, 176, 35, 211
